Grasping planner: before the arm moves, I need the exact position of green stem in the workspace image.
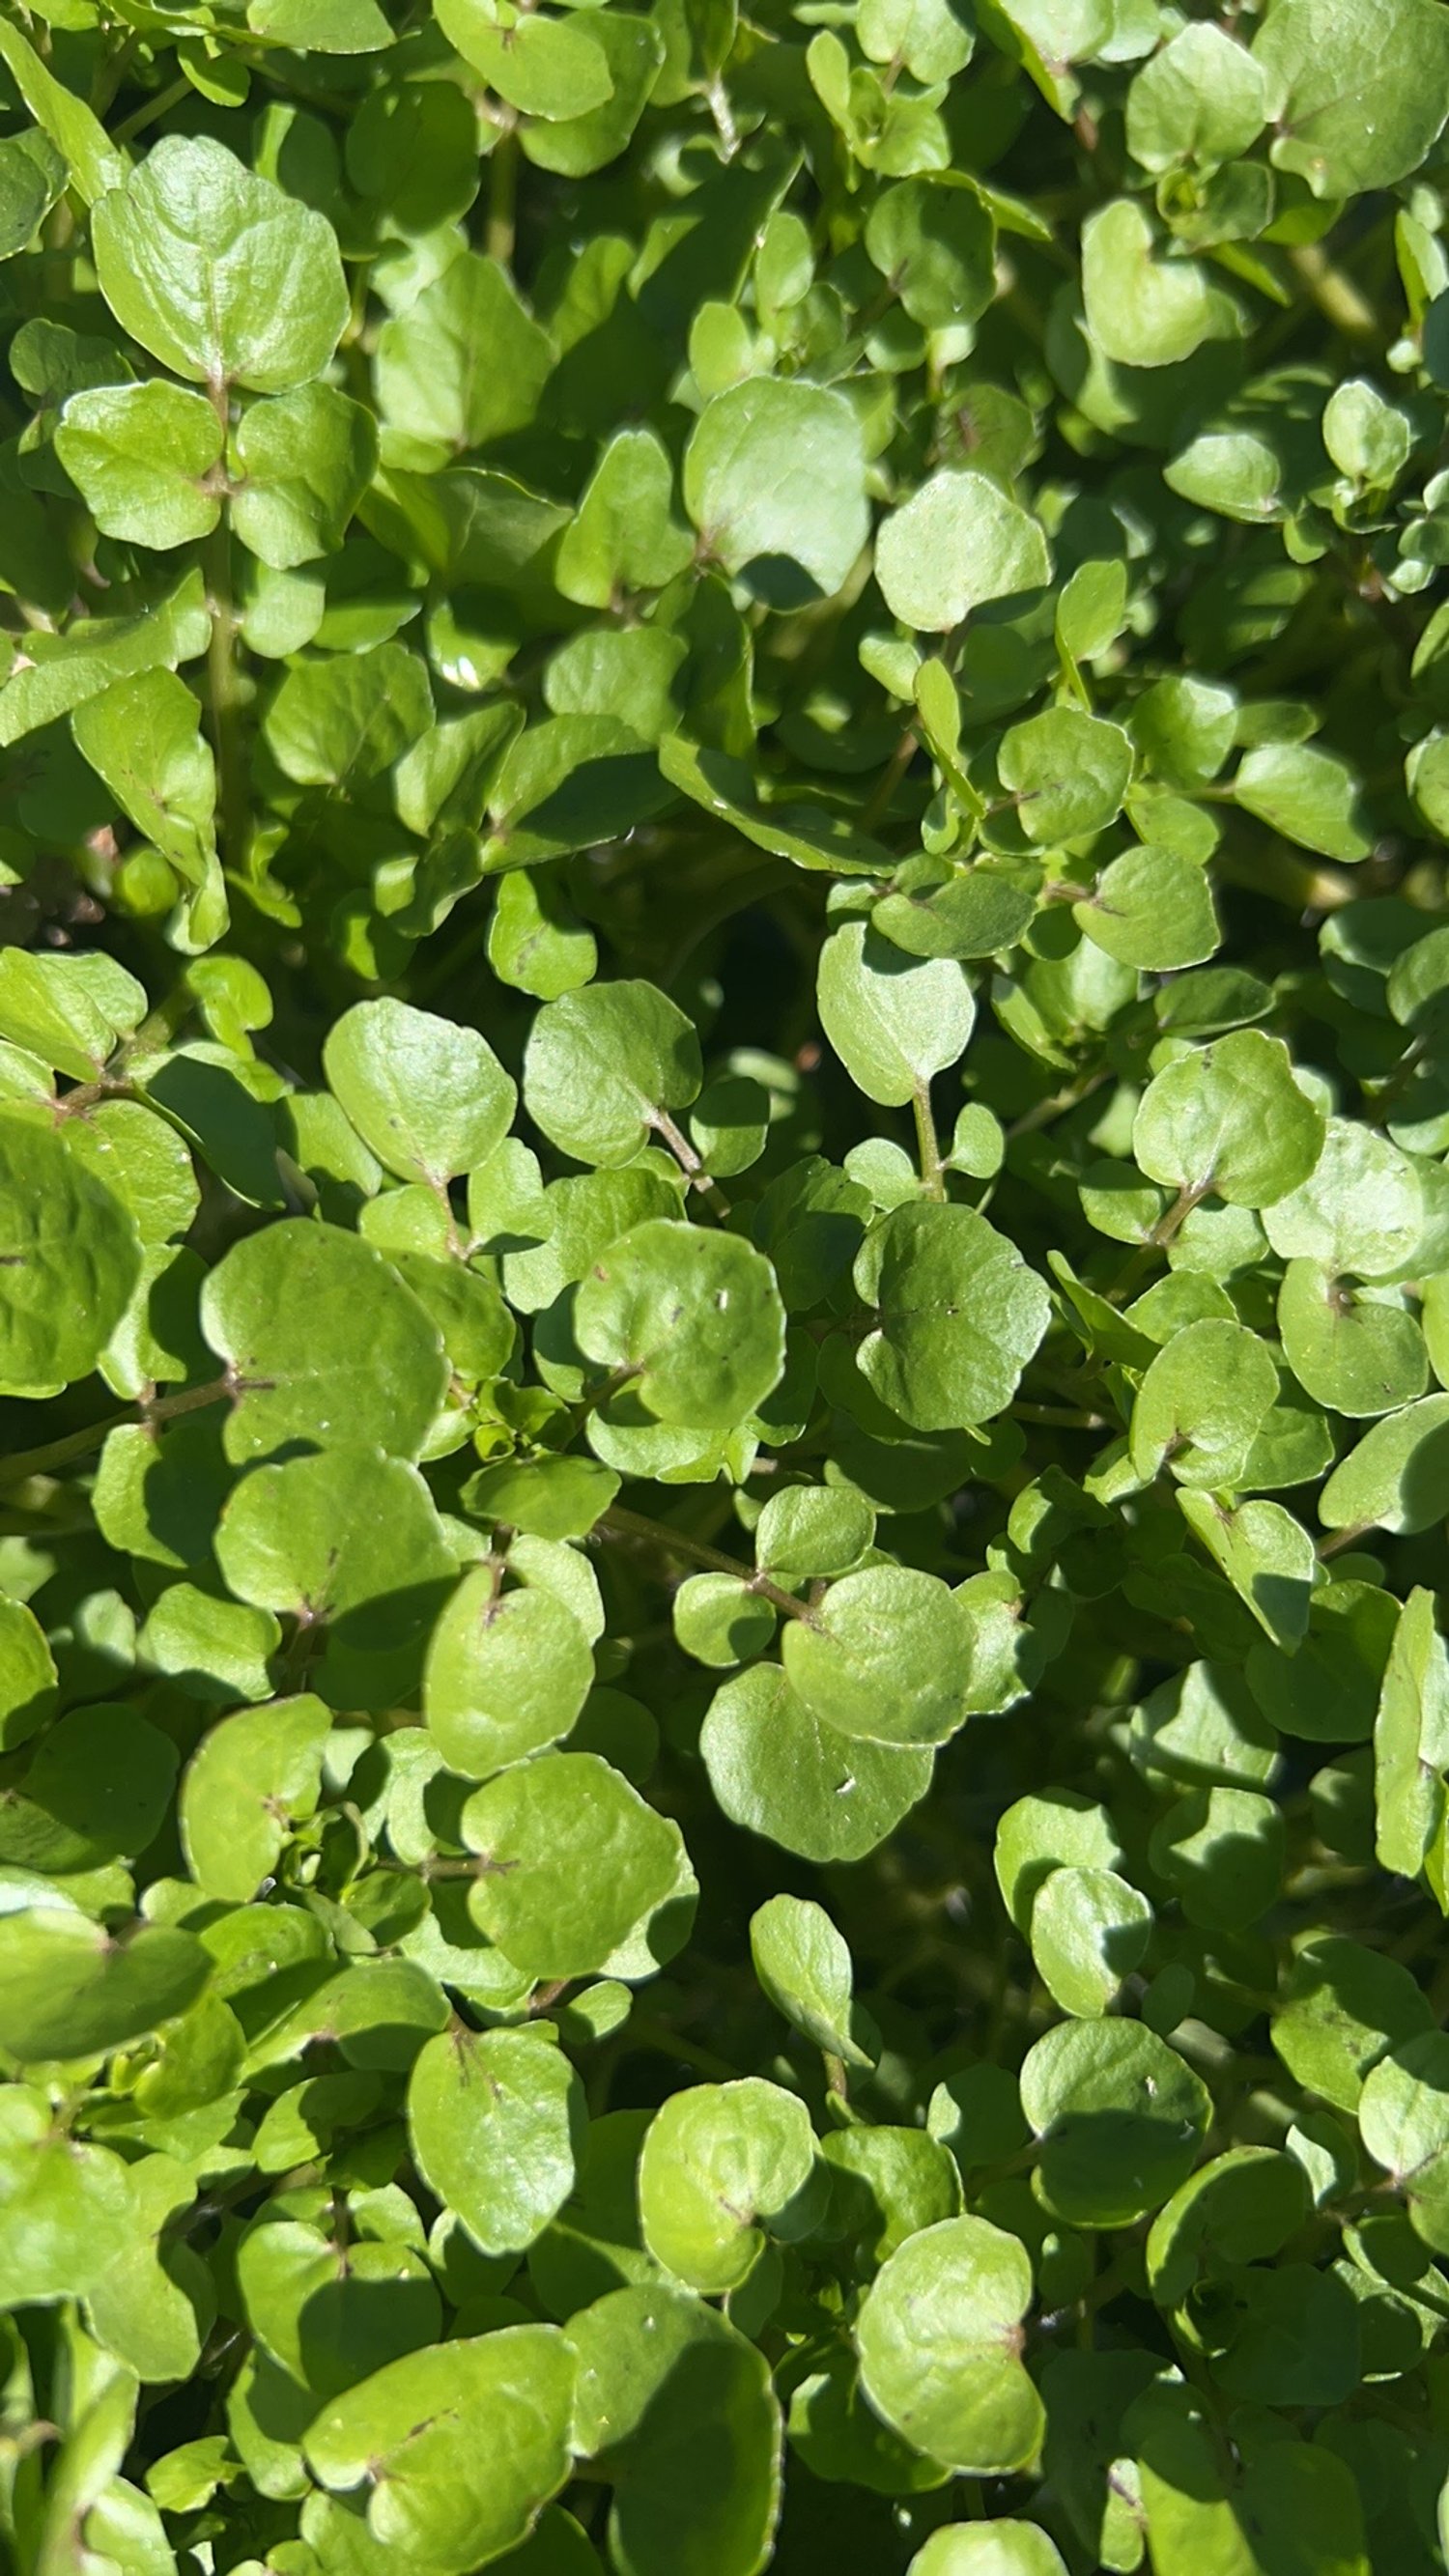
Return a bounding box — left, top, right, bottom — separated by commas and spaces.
912, 1079, 946, 1202
598, 1503, 815, 1624
1287, 241, 1381, 347
486, 125, 519, 267
203, 382, 247, 873
0, 1373, 233, 1491
628, 2013, 744, 2082
651, 1108, 731, 1219
859, 725, 919, 836
111, 72, 190, 145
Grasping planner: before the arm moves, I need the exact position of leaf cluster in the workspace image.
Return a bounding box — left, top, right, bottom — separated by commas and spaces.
2, 0, 1449, 2570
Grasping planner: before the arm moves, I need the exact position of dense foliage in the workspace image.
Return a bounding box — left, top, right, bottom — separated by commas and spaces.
4, 0, 1449, 2567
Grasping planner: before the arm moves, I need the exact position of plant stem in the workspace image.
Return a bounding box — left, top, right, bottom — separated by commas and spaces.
111, 72, 190, 145
650, 1108, 731, 1219
1287, 241, 1380, 347
598, 1503, 815, 1623
859, 725, 919, 836
628, 2013, 744, 2082
204, 386, 247, 874
912, 1079, 946, 1201
0, 1373, 233, 1490
487, 126, 519, 267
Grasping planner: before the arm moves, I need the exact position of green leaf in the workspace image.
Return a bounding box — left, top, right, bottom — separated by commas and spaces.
1253, 0, 1449, 198
0, 1907, 211, 2062
1374, 1589, 1449, 1882
0, 20, 125, 205
180, 1693, 332, 1901
375, 252, 553, 455
638, 2078, 818, 2290
304, 2329, 575, 2571
854, 1202, 1051, 1431
1020, 2020, 1211, 2225
1082, 198, 1238, 368
566, 2283, 782, 2576
437, 0, 613, 116
1133, 1030, 1325, 1208
324, 997, 515, 1187
908, 2528, 1067, 2576
0, 1598, 57, 1752
781, 1563, 974, 1747
817, 922, 974, 1107
461, 1751, 687, 1977
1179, 1490, 1317, 1651
1235, 743, 1372, 862
93, 136, 348, 392
1321, 1394, 1449, 1536
1245, 1579, 1399, 1742
750, 1893, 875, 2065
855, 2215, 1043, 2475
875, 469, 1051, 632
555, 427, 694, 609
265, 640, 434, 788
238, 2214, 440, 2399
0, 2086, 133, 2300
1075, 845, 1219, 971
999, 708, 1132, 844
55, 382, 222, 551
231, 382, 378, 570
425, 1565, 595, 1779
1126, 23, 1264, 170
200, 1218, 447, 1460
409, 2026, 584, 2256
1358, 2029, 1449, 2251
865, 181, 996, 330
1030, 1864, 1151, 2017
524, 980, 701, 1168
1271, 1934, 1433, 2112
684, 378, 868, 599
0, 1113, 141, 1393
701, 1662, 934, 1861
1130, 1317, 1279, 1486
213, 1445, 455, 1708
71, 666, 217, 884
573, 1220, 786, 1429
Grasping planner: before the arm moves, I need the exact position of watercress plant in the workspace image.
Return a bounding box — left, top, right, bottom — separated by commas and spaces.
1, 0, 1449, 2569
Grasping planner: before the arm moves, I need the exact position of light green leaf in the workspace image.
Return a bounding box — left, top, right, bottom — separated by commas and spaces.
639, 2079, 818, 2291
304, 2329, 575, 2572
462, 1751, 687, 1977
1075, 844, 1219, 971
55, 382, 222, 551
1133, 1030, 1325, 1207
781, 1562, 974, 1747
0, 1113, 140, 1393
180, 1693, 332, 1902
1020, 2019, 1210, 2225
750, 1893, 875, 2065
875, 469, 1051, 633
854, 1202, 1051, 1431
856, 2216, 1043, 2475
375, 252, 553, 454
684, 378, 868, 599
1254, 0, 1449, 197
200, 1218, 447, 1461
408, 2026, 583, 2256
1082, 198, 1238, 368
701, 1662, 934, 1862
425, 1565, 595, 1779
93, 135, 348, 392
324, 997, 515, 1187
817, 922, 974, 1107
